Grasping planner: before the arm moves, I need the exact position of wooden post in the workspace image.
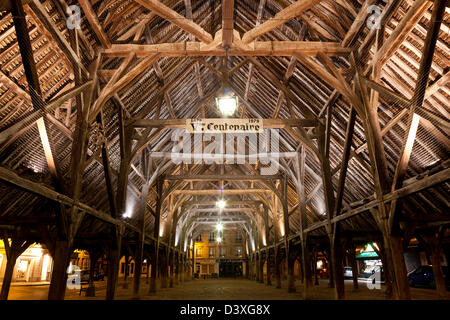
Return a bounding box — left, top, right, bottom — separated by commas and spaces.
264, 206, 271, 286
132, 180, 148, 298
85, 250, 101, 297
160, 248, 168, 288
349, 246, 359, 290
149, 179, 163, 293
48, 240, 71, 300
106, 228, 122, 300
191, 242, 195, 280
422, 231, 447, 299
287, 252, 296, 293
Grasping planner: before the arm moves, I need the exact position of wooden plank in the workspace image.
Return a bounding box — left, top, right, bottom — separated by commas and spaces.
241, 0, 323, 44
135, 0, 213, 43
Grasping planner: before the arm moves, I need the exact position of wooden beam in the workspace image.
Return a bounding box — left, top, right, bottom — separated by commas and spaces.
241, 0, 323, 44
341, 0, 377, 47
389, 0, 447, 230
29, 0, 87, 74
11, 0, 60, 180
222, 0, 235, 47
164, 174, 281, 181
127, 118, 318, 128
0, 80, 92, 145
102, 41, 352, 57
173, 189, 272, 196
134, 0, 213, 43
88, 53, 160, 123
368, 0, 432, 72
334, 107, 356, 217
78, 0, 111, 48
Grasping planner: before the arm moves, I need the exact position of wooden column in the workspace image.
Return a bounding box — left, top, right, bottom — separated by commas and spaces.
48, 240, 72, 300
149, 179, 163, 293
287, 252, 296, 293
106, 230, 122, 300
422, 231, 447, 299
160, 248, 168, 288
348, 244, 358, 290
191, 242, 195, 280
264, 206, 271, 286
132, 182, 148, 298
0, 235, 32, 300
85, 250, 101, 297
106, 238, 122, 300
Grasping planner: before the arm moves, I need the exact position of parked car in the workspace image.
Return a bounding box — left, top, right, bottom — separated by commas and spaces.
408, 265, 450, 289
343, 267, 353, 279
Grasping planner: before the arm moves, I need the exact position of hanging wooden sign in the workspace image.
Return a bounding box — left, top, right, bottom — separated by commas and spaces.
186, 118, 263, 133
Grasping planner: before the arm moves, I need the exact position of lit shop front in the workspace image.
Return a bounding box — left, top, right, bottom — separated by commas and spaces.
0, 241, 53, 283
356, 243, 382, 276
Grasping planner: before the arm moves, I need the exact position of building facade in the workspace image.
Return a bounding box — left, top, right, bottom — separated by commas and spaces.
193, 229, 247, 278
0, 241, 53, 283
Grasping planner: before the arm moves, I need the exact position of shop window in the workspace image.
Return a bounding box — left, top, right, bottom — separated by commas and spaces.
201, 264, 208, 274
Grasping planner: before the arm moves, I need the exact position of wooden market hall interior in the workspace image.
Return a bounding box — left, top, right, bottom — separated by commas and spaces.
0, 0, 449, 301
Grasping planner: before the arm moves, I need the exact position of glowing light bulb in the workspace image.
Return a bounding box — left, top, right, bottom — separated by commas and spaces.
216, 200, 226, 209
217, 237, 222, 243
216, 223, 223, 232
216, 96, 238, 116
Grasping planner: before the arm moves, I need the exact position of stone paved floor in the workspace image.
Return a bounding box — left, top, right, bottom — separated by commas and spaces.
6, 278, 450, 300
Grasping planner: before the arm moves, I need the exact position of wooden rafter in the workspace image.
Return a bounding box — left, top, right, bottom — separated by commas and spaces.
241, 0, 323, 44
134, 0, 213, 43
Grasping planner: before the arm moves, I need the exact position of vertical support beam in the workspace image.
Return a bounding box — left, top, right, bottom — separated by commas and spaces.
264, 206, 271, 286
348, 244, 358, 290
149, 179, 163, 293
85, 250, 100, 297
422, 231, 447, 299
132, 181, 149, 298
222, 0, 235, 47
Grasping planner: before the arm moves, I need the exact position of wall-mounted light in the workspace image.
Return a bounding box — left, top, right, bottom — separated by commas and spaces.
216, 222, 223, 232
217, 236, 222, 243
